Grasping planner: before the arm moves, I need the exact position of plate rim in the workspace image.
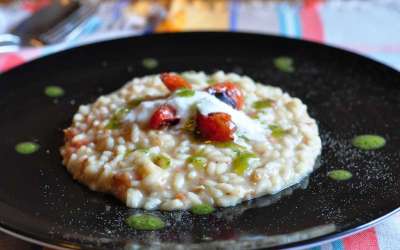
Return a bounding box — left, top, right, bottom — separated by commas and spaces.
1, 207, 399, 250
0, 31, 399, 249
1, 31, 399, 77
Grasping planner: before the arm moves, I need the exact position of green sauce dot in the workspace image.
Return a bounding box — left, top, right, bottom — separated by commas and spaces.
126, 214, 165, 230
328, 169, 352, 181
191, 204, 215, 215
44, 86, 64, 97
352, 134, 386, 150
273, 56, 294, 73
15, 142, 39, 154
142, 58, 158, 69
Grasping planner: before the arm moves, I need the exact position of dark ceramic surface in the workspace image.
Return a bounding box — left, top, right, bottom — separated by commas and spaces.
0, 32, 399, 249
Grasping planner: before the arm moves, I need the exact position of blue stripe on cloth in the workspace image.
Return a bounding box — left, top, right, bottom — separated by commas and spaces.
309, 246, 322, 250
332, 240, 344, 250
276, 4, 287, 35
293, 6, 302, 38
229, 0, 239, 31
280, 3, 302, 38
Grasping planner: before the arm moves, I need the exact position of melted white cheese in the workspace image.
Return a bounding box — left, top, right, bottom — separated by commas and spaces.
125, 91, 266, 141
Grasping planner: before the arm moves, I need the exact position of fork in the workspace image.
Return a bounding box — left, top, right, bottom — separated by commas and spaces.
39, 3, 98, 45
0, 3, 97, 53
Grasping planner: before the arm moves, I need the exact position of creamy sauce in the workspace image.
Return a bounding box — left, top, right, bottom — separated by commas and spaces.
125, 91, 266, 141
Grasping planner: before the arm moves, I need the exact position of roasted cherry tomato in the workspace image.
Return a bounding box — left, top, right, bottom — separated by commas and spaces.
197, 112, 236, 142
149, 104, 180, 129
206, 82, 244, 110
160, 73, 192, 91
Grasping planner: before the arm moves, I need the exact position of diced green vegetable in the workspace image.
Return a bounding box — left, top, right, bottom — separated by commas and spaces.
328, 169, 353, 181
191, 204, 215, 215
182, 117, 196, 133
273, 56, 295, 73
187, 156, 207, 169
269, 125, 288, 138
127, 98, 143, 108
176, 88, 195, 97
232, 152, 257, 175
106, 108, 130, 129
126, 214, 165, 230
252, 99, 273, 110
207, 78, 216, 85
352, 134, 386, 150
152, 154, 171, 169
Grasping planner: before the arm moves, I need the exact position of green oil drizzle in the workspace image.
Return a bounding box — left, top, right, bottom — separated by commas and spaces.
328, 169, 352, 181
126, 214, 165, 230
273, 56, 295, 73
44, 86, 64, 97
191, 204, 215, 215
152, 154, 171, 169
15, 142, 39, 154
142, 58, 158, 69
187, 156, 207, 169
182, 117, 196, 133
106, 108, 130, 129
127, 98, 143, 108
252, 99, 273, 110
176, 88, 195, 97
232, 152, 257, 175
352, 134, 386, 150
269, 125, 289, 138
207, 78, 216, 85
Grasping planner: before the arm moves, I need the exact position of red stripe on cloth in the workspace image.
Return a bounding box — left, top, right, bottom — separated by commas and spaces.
343, 228, 380, 250
22, 0, 50, 13
300, 0, 324, 42
0, 53, 25, 73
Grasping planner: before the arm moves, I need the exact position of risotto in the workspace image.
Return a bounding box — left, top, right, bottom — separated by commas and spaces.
61, 71, 321, 210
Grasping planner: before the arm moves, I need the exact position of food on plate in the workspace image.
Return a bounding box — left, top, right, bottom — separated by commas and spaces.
142, 58, 159, 70
44, 86, 65, 98
61, 71, 321, 210
273, 56, 295, 73
15, 142, 40, 155
352, 134, 386, 150
126, 214, 165, 230
327, 169, 352, 181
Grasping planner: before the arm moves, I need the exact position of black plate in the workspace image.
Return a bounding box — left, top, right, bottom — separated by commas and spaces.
0, 32, 399, 250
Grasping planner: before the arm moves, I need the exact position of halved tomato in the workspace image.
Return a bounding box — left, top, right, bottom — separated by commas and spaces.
197, 112, 236, 142
149, 104, 180, 129
206, 82, 244, 110
160, 73, 192, 91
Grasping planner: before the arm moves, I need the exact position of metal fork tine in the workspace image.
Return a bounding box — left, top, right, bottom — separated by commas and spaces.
39, 4, 97, 45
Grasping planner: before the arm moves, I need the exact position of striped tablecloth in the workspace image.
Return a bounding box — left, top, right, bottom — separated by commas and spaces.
0, 1, 399, 249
